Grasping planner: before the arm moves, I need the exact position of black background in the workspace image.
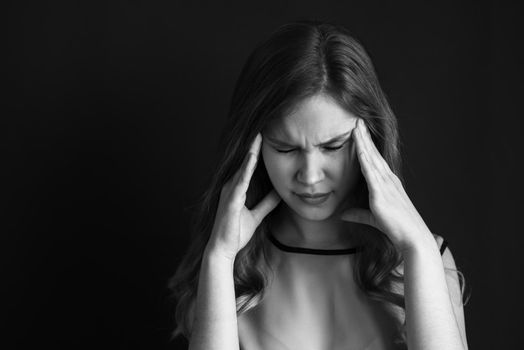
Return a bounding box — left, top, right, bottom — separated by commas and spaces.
3, 1, 522, 349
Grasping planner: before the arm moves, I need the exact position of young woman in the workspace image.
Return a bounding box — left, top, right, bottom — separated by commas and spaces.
168, 20, 469, 350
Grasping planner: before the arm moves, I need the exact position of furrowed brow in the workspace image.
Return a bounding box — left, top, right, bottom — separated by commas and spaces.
265, 131, 352, 147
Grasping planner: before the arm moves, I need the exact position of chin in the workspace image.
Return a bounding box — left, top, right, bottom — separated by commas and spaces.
298, 210, 334, 221
284, 197, 338, 221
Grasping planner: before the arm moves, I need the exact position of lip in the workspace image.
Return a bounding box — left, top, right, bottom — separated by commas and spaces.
296, 192, 330, 198
295, 191, 331, 204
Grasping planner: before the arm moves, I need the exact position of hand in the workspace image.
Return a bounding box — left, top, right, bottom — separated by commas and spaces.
207, 133, 282, 261
338, 118, 431, 253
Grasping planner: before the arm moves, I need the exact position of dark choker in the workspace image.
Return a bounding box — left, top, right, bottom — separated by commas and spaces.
267, 229, 365, 256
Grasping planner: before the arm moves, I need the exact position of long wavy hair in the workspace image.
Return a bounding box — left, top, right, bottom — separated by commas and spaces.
167, 19, 468, 347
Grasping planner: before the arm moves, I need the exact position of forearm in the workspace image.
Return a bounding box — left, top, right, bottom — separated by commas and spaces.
188, 247, 240, 350
402, 231, 465, 350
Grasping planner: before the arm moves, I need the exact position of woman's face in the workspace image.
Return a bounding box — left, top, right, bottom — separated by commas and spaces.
261, 94, 361, 221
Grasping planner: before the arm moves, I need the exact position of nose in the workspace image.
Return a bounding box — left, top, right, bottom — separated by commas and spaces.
296, 151, 325, 187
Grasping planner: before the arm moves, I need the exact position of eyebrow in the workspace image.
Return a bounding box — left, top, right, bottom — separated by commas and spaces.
265, 131, 352, 147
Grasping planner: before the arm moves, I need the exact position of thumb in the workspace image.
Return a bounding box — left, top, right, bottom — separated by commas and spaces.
251, 189, 281, 224
339, 207, 374, 226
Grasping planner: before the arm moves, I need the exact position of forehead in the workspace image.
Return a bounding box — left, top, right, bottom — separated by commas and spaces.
265, 94, 357, 139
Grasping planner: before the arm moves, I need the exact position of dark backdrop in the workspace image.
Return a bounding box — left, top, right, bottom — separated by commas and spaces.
3, 1, 522, 349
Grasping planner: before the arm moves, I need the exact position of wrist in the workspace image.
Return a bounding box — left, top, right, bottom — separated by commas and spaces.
400, 228, 437, 256
204, 244, 237, 266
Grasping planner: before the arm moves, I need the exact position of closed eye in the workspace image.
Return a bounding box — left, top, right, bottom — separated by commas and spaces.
324, 145, 344, 152
275, 149, 295, 153
275, 145, 345, 153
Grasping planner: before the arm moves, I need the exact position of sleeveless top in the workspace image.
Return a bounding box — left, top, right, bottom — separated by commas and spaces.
237, 230, 450, 350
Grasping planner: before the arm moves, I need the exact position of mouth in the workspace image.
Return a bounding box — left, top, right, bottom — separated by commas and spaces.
296, 192, 330, 198
294, 191, 332, 204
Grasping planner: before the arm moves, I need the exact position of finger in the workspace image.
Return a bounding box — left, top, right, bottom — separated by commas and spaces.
249, 132, 262, 158
226, 134, 259, 198
358, 119, 392, 177
353, 120, 381, 191
236, 133, 262, 194
357, 119, 386, 173
358, 121, 406, 196
230, 133, 260, 186
251, 189, 281, 224
227, 146, 251, 191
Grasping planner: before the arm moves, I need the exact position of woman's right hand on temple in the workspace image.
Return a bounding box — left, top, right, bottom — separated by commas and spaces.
206, 133, 281, 261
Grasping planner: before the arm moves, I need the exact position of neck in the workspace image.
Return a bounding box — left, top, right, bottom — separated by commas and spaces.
269, 202, 358, 250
